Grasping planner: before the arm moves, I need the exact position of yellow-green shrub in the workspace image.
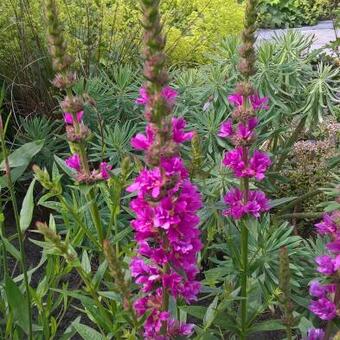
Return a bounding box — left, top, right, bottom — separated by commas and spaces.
0, 0, 244, 67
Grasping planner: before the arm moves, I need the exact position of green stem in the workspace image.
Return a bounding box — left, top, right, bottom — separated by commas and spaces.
0, 117, 33, 340
161, 262, 170, 335
77, 266, 111, 334
240, 217, 249, 339
0, 201, 8, 279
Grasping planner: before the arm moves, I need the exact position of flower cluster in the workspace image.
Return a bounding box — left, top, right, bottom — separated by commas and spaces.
128, 122, 201, 337
128, 109, 201, 338
131, 116, 194, 151
128, 1, 202, 337
309, 210, 339, 323
63, 111, 112, 183
223, 188, 270, 220
219, 91, 271, 219
136, 86, 178, 106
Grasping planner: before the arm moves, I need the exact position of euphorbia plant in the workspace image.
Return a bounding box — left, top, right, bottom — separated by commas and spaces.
126, 0, 202, 338
218, 0, 271, 337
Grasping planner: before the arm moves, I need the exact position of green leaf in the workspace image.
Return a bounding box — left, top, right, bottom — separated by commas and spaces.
269, 196, 296, 208
73, 322, 106, 340
0, 140, 44, 169
81, 250, 91, 274
248, 319, 285, 334
0, 234, 21, 260
0, 165, 27, 187
20, 179, 36, 231
5, 276, 30, 334
203, 296, 218, 328
180, 305, 206, 320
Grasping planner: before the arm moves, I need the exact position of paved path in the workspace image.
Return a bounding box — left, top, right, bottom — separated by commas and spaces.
257, 20, 338, 50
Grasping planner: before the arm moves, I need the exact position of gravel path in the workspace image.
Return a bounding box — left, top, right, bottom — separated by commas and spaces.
257, 20, 338, 50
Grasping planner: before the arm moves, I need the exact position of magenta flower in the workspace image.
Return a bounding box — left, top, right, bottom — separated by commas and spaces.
131, 124, 155, 150
223, 188, 269, 220
64, 111, 84, 125
315, 213, 337, 235
136, 86, 178, 106
228, 93, 243, 107
99, 162, 112, 180
128, 157, 202, 336
309, 281, 336, 298
236, 118, 258, 142
228, 92, 269, 111
248, 150, 272, 180
309, 298, 337, 320
219, 119, 233, 138
172, 117, 194, 143
162, 86, 178, 104
223, 147, 271, 181
307, 328, 325, 340
249, 93, 269, 110
135, 87, 149, 105
315, 255, 336, 276
326, 240, 340, 254
65, 153, 81, 171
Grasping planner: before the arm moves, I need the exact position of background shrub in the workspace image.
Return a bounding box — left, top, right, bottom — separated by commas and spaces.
257, 0, 336, 28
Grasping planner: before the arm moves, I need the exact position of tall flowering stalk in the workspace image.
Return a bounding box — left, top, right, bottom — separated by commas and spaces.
308, 210, 340, 340
45, 0, 111, 243
218, 0, 271, 337
127, 0, 202, 338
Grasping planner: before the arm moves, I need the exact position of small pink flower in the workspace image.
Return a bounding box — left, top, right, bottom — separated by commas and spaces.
223, 188, 269, 219
228, 93, 243, 107
228, 92, 269, 111
65, 154, 81, 171
223, 147, 271, 181
219, 119, 233, 138
309, 298, 336, 320
162, 86, 178, 104
131, 124, 155, 150
172, 117, 194, 143
249, 94, 269, 110
136, 86, 178, 106
135, 87, 149, 105
64, 111, 84, 125
100, 162, 112, 180
309, 281, 336, 298
315, 255, 335, 276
